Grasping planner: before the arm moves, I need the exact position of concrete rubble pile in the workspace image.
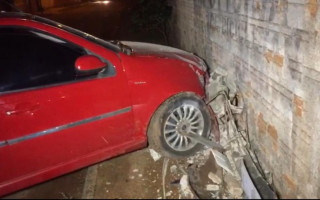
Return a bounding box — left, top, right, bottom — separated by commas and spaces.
198, 67, 276, 199
184, 67, 248, 199
205, 67, 248, 199
171, 67, 276, 199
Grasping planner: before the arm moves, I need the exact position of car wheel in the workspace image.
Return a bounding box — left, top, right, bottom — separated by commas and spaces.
147, 92, 211, 158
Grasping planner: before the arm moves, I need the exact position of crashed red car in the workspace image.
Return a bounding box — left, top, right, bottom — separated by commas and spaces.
0, 13, 213, 196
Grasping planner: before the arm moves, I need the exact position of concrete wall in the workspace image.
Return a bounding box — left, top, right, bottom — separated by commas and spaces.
169, 0, 320, 198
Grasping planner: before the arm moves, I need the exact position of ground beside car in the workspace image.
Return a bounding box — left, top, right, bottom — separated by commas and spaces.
4, 147, 243, 199
4, 149, 182, 199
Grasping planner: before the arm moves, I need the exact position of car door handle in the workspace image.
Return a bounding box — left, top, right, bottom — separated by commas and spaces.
6, 103, 40, 116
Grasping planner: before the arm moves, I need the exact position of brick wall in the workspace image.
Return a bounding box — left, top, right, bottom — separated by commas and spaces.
170, 0, 320, 198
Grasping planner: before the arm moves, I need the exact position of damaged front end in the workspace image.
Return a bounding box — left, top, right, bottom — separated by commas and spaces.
204, 67, 277, 199
205, 67, 246, 154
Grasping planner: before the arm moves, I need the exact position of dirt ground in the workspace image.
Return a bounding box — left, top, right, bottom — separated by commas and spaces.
5, 146, 239, 199
4, 149, 180, 199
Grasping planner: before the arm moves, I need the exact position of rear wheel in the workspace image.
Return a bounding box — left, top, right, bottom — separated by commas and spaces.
147, 93, 211, 158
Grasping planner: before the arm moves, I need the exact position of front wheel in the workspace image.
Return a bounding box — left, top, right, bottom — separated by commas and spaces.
147, 92, 211, 158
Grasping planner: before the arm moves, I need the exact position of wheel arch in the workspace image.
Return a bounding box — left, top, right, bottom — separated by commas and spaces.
146, 91, 204, 134
146, 91, 211, 157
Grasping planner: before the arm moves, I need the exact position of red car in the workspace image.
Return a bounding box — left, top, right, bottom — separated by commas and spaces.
0, 12, 212, 196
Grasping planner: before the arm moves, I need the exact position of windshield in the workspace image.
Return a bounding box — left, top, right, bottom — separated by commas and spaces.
34, 15, 121, 53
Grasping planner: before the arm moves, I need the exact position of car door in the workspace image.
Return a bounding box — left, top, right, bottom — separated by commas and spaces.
0, 26, 135, 194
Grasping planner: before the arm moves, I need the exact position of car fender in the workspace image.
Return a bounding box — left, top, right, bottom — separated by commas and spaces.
120, 53, 205, 138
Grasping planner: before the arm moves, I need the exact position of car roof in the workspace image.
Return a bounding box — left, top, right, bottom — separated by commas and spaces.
0, 12, 121, 53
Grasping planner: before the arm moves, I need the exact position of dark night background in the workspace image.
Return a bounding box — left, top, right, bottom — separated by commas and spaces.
0, 0, 172, 44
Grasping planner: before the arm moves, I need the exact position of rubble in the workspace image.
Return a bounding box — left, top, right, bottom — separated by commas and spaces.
205, 184, 220, 191
224, 173, 243, 198
187, 151, 223, 199
149, 149, 162, 162
144, 67, 273, 199
165, 191, 173, 197
179, 175, 195, 199
204, 69, 247, 198
94, 67, 274, 199
204, 67, 276, 199
210, 149, 234, 176
170, 165, 178, 174
208, 172, 222, 185
186, 148, 211, 166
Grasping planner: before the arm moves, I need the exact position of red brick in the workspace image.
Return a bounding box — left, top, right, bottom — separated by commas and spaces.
283, 174, 297, 191
256, 0, 261, 10
264, 50, 273, 64
267, 125, 278, 141
257, 113, 267, 134
293, 95, 304, 107
273, 53, 284, 67
295, 107, 303, 117
293, 95, 304, 117
308, 0, 318, 18
264, 50, 284, 67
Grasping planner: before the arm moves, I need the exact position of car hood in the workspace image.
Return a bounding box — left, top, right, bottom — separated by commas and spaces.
120, 41, 207, 72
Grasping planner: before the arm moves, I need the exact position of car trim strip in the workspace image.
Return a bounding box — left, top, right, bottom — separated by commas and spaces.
0, 106, 132, 148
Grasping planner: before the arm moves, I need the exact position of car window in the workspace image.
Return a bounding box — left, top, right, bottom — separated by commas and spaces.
0, 27, 86, 93
34, 15, 120, 53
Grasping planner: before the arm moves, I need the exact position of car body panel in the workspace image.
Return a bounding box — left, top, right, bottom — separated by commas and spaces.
120, 53, 206, 138
0, 18, 138, 196
0, 15, 208, 197
121, 41, 207, 73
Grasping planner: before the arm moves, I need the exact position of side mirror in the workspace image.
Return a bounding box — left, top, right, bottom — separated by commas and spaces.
75, 55, 106, 76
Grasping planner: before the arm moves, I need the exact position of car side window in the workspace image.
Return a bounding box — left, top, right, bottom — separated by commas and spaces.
0, 27, 86, 93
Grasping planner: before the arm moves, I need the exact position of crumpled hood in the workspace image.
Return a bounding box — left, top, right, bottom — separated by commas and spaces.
121, 41, 207, 72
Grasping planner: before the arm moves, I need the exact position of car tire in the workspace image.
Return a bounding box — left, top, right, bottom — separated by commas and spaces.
147, 92, 211, 158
